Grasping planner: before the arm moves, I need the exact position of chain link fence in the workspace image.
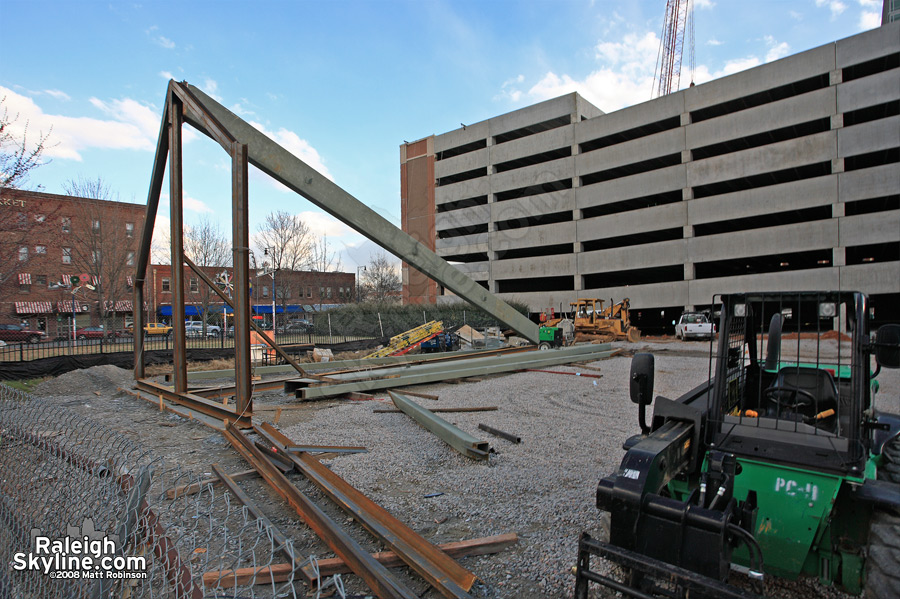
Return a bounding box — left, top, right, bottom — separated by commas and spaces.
0, 382, 336, 599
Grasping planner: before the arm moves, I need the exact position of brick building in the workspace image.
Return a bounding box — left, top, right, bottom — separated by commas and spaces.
147, 264, 355, 325
0, 188, 146, 338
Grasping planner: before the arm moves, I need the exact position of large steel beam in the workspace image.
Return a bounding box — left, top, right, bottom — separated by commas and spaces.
168, 96, 188, 393
178, 82, 540, 344
256, 423, 476, 598
388, 392, 490, 460
292, 345, 616, 399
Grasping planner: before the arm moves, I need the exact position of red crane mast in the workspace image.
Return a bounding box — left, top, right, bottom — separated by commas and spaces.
653, 0, 695, 98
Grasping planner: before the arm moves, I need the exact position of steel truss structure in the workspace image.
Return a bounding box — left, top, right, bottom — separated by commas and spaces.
132, 80, 540, 420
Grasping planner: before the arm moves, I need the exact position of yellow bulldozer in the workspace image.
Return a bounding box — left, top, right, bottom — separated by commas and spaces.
547, 297, 641, 343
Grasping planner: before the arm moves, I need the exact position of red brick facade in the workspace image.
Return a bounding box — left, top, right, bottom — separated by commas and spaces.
400, 137, 439, 304
0, 188, 145, 338
147, 264, 355, 324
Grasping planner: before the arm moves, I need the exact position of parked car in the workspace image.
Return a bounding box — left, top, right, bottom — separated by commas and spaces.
143, 322, 173, 336
185, 322, 221, 337
75, 326, 114, 340
280, 319, 313, 334
0, 324, 47, 344
674, 312, 716, 340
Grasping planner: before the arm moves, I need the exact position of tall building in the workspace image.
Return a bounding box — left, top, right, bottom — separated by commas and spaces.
401, 21, 899, 331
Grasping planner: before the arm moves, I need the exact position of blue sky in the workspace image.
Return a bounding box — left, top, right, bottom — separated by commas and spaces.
1, 0, 884, 270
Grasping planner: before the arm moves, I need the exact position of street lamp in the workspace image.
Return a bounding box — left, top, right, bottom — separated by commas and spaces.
263, 247, 276, 330
357, 265, 366, 303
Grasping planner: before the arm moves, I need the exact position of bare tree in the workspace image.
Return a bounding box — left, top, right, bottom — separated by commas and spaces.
1, 96, 54, 190
361, 252, 401, 303
63, 176, 140, 331
308, 234, 343, 273
183, 216, 231, 331
255, 210, 313, 322
0, 99, 56, 303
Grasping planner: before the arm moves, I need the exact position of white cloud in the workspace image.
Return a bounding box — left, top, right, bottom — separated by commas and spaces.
859, 11, 881, 29
248, 120, 334, 181
815, 0, 847, 19
694, 0, 715, 8
158, 192, 213, 215
763, 36, 791, 62
156, 36, 175, 49
857, 0, 880, 7
494, 74, 525, 102
706, 38, 723, 46
44, 89, 71, 101
296, 210, 356, 238
527, 32, 660, 112
230, 100, 256, 117
160, 71, 175, 81
0, 86, 162, 161
202, 78, 222, 102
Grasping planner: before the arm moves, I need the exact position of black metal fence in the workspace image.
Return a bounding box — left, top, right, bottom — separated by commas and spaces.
1, 306, 519, 365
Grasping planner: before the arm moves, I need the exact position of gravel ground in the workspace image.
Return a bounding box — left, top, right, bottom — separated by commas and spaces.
27, 339, 900, 599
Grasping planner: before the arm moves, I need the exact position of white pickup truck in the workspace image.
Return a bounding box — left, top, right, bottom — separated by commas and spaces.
675, 312, 715, 340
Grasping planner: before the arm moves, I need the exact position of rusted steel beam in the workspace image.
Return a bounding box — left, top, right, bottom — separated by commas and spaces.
168, 95, 188, 394
230, 141, 252, 414
133, 92, 170, 380
165, 468, 259, 500
388, 391, 490, 461
222, 422, 418, 599
203, 533, 518, 589
134, 379, 249, 427
255, 423, 476, 598
210, 463, 303, 584
182, 255, 307, 375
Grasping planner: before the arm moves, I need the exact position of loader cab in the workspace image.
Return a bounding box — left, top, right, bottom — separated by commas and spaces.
706, 291, 882, 474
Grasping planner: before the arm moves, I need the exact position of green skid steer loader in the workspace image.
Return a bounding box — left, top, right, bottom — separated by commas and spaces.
574, 291, 900, 598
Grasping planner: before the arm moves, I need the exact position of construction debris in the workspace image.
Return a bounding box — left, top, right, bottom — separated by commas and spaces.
366, 320, 444, 359
255, 423, 477, 596
285, 344, 617, 400
311, 347, 334, 363
373, 407, 498, 414
478, 424, 522, 444
203, 533, 519, 589
388, 391, 491, 461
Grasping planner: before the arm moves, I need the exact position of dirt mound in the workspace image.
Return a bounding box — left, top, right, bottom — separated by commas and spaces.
34, 364, 135, 397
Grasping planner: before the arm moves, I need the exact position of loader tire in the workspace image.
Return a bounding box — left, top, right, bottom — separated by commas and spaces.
865, 437, 900, 599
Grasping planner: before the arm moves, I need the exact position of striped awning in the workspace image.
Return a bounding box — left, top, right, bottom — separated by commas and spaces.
57, 301, 71, 312
127, 276, 133, 287
18, 273, 31, 285
104, 300, 133, 312
15, 301, 53, 315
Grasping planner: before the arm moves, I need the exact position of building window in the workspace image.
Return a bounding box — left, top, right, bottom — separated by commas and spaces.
337, 287, 343, 299
18, 246, 28, 261
92, 250, 100, 264
62, 247, 71, 264
61, 217, 71, 233
19, 283, 30, 293
326, 287, 332, 299
126, 251, 135, 266
189, 277, 198, 292
16, 212, 27, 230
34, 214, 46, 223
126, 222, 134, 238
319, 286, 325, 297
35, 245, 46, 255
161, 278, 171, 292
92, 219, 101, 232
35, 275, 47, 286
306, 286, 312, 298
262, 286, 269, 298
